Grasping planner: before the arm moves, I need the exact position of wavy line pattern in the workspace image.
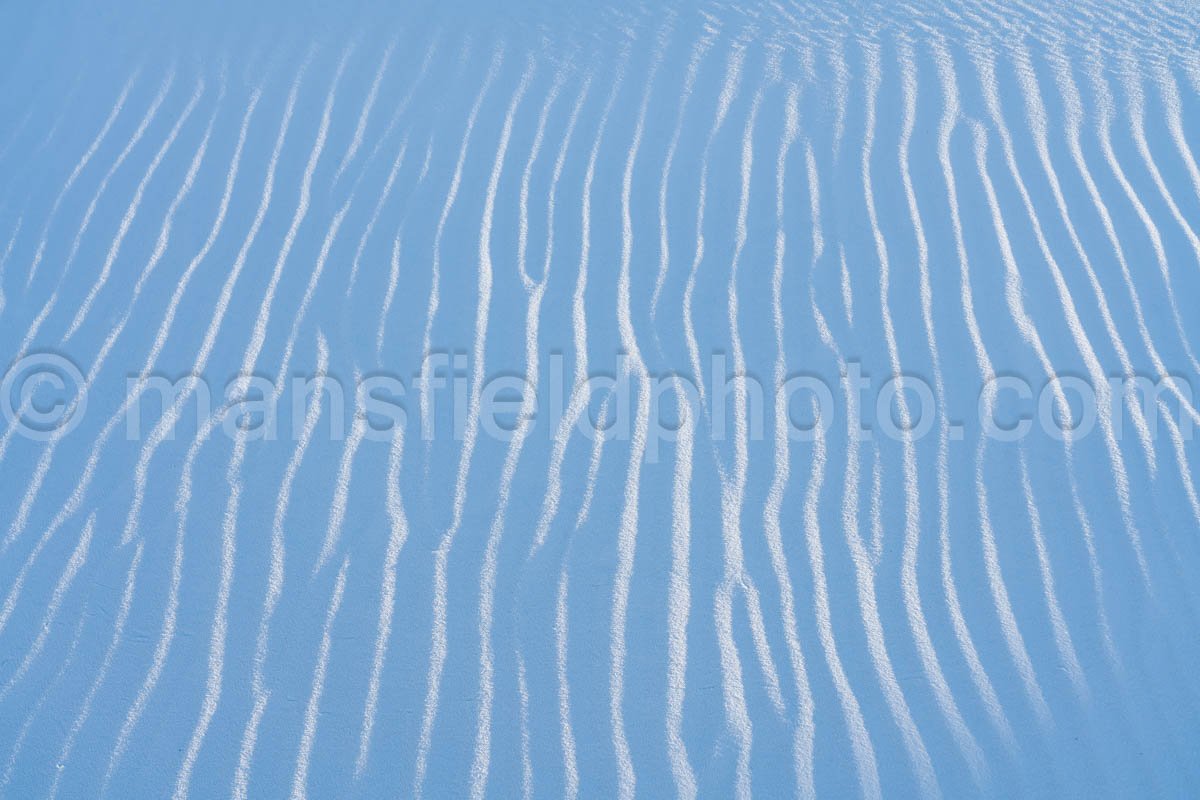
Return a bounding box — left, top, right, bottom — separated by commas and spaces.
1, 4, 1198, 798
